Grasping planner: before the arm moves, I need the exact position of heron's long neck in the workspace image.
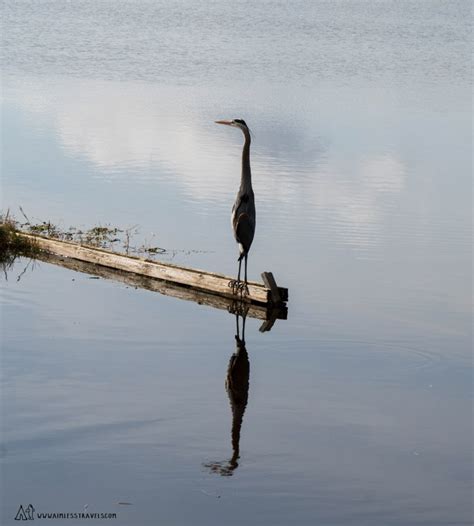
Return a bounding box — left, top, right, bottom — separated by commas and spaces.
240, 132, 252, 192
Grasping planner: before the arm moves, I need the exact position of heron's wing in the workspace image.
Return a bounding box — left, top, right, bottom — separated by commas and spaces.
234, 212, 255, 253
233, 191, 250, 211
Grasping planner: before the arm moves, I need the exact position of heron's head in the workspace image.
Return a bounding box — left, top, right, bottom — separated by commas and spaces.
215, 119, 249, 134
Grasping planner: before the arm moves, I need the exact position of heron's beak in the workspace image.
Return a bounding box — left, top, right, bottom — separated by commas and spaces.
215, 120, 233, 126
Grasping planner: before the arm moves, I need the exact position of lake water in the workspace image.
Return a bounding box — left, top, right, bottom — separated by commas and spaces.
1, 1, 472, 525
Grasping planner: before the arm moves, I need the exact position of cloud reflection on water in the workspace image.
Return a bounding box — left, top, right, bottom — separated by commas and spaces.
6, 77, 406, 252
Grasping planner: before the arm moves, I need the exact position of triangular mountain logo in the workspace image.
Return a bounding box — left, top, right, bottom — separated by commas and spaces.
14, 504, 35, 520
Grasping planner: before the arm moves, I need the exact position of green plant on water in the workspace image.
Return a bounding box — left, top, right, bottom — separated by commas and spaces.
23, 219, 122, 249
0, 216, 39, 267
27, 221, 61, 238
1, 210, 174, 263
142, 246, 166, 255
83, 226, 122, 248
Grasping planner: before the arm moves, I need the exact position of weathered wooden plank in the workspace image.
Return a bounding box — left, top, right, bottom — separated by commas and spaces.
19, 233, 288, 307
261, 272, 282, 304
36, 252, 287, 323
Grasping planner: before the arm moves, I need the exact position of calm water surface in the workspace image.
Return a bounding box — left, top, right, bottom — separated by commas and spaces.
1, 1, 472, 525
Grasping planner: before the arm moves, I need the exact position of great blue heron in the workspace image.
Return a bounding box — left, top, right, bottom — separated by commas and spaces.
215, 119, 256, 293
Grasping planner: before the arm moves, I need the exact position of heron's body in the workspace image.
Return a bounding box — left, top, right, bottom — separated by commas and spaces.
231, 143, 255, 258
216, 119, 256, 288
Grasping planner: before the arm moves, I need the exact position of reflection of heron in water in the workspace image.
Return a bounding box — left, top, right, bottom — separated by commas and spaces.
204, 312, 250, 476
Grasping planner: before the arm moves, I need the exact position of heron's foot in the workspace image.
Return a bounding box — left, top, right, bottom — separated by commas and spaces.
228, 280, 249, 297
228, 279, 240, 295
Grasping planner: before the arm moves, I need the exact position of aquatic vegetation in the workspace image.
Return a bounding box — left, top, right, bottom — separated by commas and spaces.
0, 214, 39, 267
1, 209, 212, 272
0, 210, 170, 260
28, 221, 61, 238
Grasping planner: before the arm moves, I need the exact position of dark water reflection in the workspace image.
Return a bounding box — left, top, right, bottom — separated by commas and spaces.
1, 254, 472, 525
205, 313, 250, 477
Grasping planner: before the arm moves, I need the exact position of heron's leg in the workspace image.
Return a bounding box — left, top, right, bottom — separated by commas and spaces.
228, 257, 243, 294
240, 255, 249, 295
237, 257, 249, 296
231, 256, 248, 296
241, 313, 246, 343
